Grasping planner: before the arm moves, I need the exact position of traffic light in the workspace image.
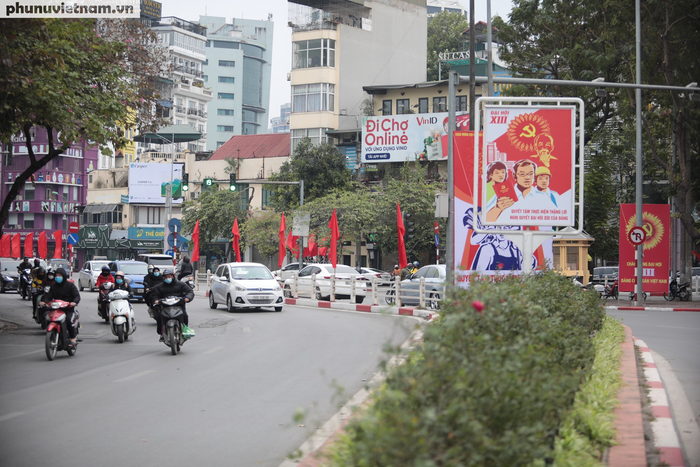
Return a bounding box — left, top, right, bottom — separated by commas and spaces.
182, 173, 189, 192
229, 173, 237, 191
405, 213, 415, 240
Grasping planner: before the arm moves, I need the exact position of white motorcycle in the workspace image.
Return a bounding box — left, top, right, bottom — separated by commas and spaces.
108, 289, 136, 343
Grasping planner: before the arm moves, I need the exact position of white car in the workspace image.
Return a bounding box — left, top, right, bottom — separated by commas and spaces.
77, 260, 111, 291
272, 262, 306, 283
283, 264, 371, 303
208, 262, 284, 312
360, 267, 392, 282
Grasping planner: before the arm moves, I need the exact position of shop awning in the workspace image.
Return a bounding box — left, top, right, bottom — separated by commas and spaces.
84, 204, 118, 213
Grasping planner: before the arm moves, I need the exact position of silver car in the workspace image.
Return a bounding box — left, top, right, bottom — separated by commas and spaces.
208, 262, 284, 312
284, 264, 371, 303
77, 260, 111, 291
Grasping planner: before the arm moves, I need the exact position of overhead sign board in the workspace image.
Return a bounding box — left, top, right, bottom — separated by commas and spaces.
128, 163, 184, 205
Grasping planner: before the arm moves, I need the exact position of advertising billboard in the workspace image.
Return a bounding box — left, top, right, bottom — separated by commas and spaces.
481, 105, 575, 227
361, 112, 469, 163
453, 131, 553, 286
618, 204, 670, 294
128, 163, 184, 204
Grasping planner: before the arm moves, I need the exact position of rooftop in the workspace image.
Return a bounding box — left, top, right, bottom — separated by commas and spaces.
209, 134, 291, 161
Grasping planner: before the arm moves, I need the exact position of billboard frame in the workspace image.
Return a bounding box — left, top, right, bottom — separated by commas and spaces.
471, 96, 585, 273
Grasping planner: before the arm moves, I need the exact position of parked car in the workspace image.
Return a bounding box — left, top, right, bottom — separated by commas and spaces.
359, 267, 392, 282
208, 262, 284, 312
48, 258, 71, 272
108, 260, 149, 301
137, 253, 175, 268
591, 266, 618, 284
386, 264, 446, 310
77, 260, 112, 291
284, 264, 371, 303
273, 262, 307, 283
0, 259, 21, 293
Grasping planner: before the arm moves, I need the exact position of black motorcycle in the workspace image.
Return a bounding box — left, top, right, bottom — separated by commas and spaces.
19, 269, 32, 300
158, 296, 187, 355
32, 284, 52, 328
664, 279, 691, 301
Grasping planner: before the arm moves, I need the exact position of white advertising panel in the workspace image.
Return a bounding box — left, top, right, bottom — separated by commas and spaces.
128, 163, 184, 204
361, 112, 470, 163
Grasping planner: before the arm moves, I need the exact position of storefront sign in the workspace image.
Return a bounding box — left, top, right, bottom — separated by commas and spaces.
128, 227, 165, 239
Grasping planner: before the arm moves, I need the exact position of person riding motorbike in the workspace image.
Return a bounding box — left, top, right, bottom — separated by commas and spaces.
410, 261, 420, 275
17, 257, 32, 273
30, 259, 42, 279
399, 264, 412, 281
391, 265, 401, 280
177, 256, 194, 280
39, 268, 81, 347
95, 265, 114, 288
113, 271, 133, 297
151, 268, 194, 342
143, 265, 164, 308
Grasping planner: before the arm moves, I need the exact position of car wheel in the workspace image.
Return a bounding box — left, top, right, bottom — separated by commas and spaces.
385, 289, 395, 305
428, 292, 440, 310
226, 295, 235, 313
355, 296, 363, 304
79, 280, 84, 292
315, 288, 325, 301
209, 292, 217, 309
283, 285, 292, 298
275, 306, 283, 312
0, 282, 5, 293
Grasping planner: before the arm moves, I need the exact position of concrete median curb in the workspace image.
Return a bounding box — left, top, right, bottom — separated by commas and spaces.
606, 305, 700, 312
283, 297, 439, 321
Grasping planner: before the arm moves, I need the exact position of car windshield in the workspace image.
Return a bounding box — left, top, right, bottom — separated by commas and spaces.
119, 263, 148, 275
142, 257, 173, 266
91, 261, 110, 270
1, 260, 21, 271
231, 266, 273, 280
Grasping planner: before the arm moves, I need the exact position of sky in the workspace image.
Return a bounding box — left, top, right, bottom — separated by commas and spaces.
163, 0, 514, 123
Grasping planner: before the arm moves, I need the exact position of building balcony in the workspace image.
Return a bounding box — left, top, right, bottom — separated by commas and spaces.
174, 82, 213, 101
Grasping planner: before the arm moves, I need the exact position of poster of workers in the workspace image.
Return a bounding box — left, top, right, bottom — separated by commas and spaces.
128, 162, 184, 204
618, 204, 670, 294
481, 105, 575, 227
453, 131, 553, 286
361, 112, 470, 163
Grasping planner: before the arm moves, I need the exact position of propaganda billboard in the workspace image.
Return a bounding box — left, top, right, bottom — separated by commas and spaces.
361, 112, 469, 163
618, 204, 670, 294
453, 131, 553, 286
481, 106, 575, 227
128, 163, 184, 204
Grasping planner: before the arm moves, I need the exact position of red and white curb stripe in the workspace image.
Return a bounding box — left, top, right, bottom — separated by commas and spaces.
606, 305, 700, 312
284, 297, 439, 321
634, 337, 685, 467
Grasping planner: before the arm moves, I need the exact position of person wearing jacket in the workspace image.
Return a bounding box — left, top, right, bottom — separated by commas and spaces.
39, 268, 81, 347
177, 256, 194, 280
113, 271, 133, 298
143, 265, 163, 307
95, 265, 115, 316
151, 269, 194, 341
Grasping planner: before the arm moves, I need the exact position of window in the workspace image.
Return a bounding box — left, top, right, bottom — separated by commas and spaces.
382, 100, 392, 116
23, 213, 34, 229
292, 84, 335, 113
456, 95, 468, 112
217, 109, 234, 116
293, 39, 336, 69
203, 75, 208, 82
291, 128, 331, 151
418, 98, 429, 114
211, 41, 240, 49
44, 214, 52, 229
24, 184, 35, 200
217, 142, 226, 148
217, 125, 234, 132
218, 76, 235, 83
433, 96, 447, 112
218, 93, 234, 99
146, 207, 160, 225
218, 60, 235, 67
396, 99, 410, 114
262, 188, 274, 208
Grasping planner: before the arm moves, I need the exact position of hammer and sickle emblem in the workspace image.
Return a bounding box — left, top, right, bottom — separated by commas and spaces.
642, 223, 653, 236
520, 124, 536, 138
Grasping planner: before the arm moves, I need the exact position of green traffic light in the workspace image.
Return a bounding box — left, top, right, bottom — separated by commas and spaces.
229, 184, 236, 191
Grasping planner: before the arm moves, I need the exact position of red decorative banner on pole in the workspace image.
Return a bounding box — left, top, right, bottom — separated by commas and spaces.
52, 230, 63, 259
397, 202, 407, 269
278, 213, 286, 268
38, 232, 47, 259
619, 204, 670, 294
190, 220, 200, 263
12, 233, 21, 258
328, 209, 339, 269
286, 230, 299, 257
304, 233, 318, 257
1, 234, 11, 257
231, 217, 241, 262
24, 232, 34, 258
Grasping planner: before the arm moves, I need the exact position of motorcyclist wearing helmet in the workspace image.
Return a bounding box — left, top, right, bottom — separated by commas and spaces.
30, 259, 42, 279
17, 256, 32, 273
410, 261, 420, 275
113, 271, 133, 298
39, 268, 81, 347
31, 267, 47, 289
400, 264, 412, 281
151, 268, 194, 341
177, 256, 194, 280
143, 265, 163, 307
95, 265, 114, 288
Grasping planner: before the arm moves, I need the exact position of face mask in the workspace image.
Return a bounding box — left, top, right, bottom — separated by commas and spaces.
47, 275, 54, 280
102, 272, 110, 276
55, 276, 64, 283
116, 279, 123, 284
164, 278, 172, 284
154, 272, 160, 277
148, 270, 154, 275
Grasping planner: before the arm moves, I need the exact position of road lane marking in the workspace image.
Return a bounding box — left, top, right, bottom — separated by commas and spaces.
203, 346, 224, 354
0, 412, 24, 423
114, 370, 154, 383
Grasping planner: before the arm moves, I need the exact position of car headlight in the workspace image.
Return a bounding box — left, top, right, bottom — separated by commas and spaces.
273, 285, 281, 292
234, 285, 247, 292
5, 276, 14, 282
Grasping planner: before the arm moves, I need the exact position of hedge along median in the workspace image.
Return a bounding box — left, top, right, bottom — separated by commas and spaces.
326, 271, 620, 467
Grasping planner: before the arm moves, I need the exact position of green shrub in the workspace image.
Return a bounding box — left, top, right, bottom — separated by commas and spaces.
328, 271, 605, 466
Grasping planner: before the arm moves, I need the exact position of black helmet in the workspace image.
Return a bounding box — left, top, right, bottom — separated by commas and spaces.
162, 268, 174, 277
183, 256, 190, 263
36, 267, 46, 276
102, 266, 111, 273
34, 259, 40, 266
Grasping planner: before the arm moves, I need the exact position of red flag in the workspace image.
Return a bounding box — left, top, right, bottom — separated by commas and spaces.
24, 232, 34, 258
190, 220, 200, 263
304, 233, 318, 257
53, 230, 63, 259
328, 209, 339, 269
693, 251, 700, 262
286, 230, 299, 256
232, 217, 241, 262
278, 213, 286, 268
397, 202, 407, 269
1, 234, 10, 257
12, 233, 21, 258
38, 231, 47, 259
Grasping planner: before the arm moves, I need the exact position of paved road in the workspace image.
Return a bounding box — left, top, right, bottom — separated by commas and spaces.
0, 290, 416, 467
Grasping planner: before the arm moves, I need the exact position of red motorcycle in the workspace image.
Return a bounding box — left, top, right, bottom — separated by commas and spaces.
98, 282, 114, 323
43, 299, 79, 361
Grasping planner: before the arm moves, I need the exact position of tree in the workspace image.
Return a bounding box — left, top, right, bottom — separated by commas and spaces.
0, 18, 169, 236
267, 138, 352, 212
181, 189, 249, 245
241, 209, 283, 269
427, 11, 469, 81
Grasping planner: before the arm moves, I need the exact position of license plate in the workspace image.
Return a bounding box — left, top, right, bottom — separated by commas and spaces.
250, 295, 267, 300
136, 289, 144, 293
